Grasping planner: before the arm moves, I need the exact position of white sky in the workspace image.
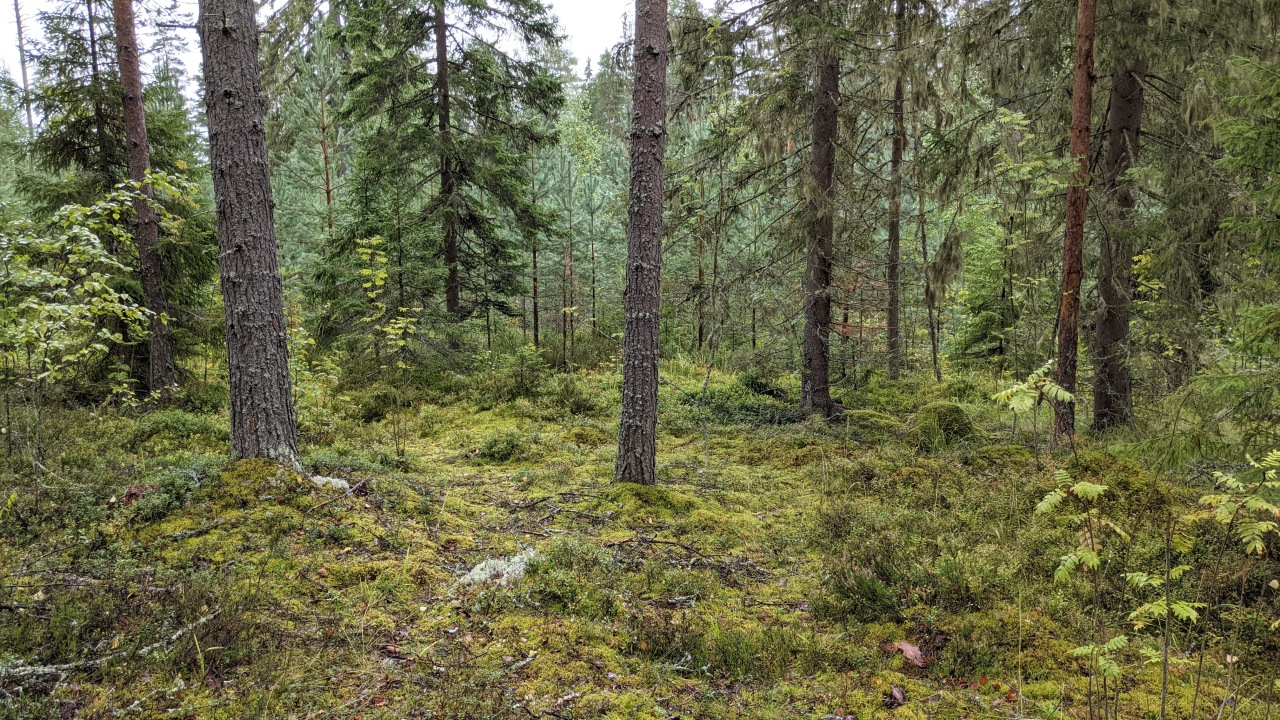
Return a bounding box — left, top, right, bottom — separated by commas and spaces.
0, 0, 632, 97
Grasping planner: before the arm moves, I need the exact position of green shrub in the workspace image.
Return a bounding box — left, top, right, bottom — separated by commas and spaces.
543, 374, 597, 416
475, 429, 529, 463
127, 461, 218, 524
130, 409, 229, 450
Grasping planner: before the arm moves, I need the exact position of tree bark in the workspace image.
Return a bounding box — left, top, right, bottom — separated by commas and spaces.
531, 158, 541, 350
1054, 0, 1097, 439
886, 0, 906, 381
614, 0, 668, 486
199, 0, 300, 466
437, 3, 461, 318
13, 0, 34, 137
1093, 46, 1144, 432
113, 0, 178, 394
799, 51, 839, 418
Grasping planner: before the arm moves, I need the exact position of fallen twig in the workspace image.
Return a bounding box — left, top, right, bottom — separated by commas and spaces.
0, 610, 222, 682
306, 479, 368, 515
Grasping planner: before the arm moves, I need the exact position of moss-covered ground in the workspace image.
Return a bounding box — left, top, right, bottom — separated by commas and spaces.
1, 363, 1275, 718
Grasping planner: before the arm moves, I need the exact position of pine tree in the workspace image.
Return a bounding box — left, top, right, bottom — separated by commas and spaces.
199, 0, 301, 465
614, 0, 668, 485
1053, 0, 1097, 439
112, 0, 176, 392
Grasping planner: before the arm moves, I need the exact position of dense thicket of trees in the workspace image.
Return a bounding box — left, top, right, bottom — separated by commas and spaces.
2, 0, 1279, 465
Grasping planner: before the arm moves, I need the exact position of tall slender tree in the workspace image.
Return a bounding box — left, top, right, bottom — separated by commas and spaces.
885, 0, 906, 381
198, 0, 300, 465
112, 0, 177, 392
1053, 0, 1098, 439
799, 49, 839, 417
1093, 3, 1145, 432
13, 0, 34, 136
614, 0, 668, 485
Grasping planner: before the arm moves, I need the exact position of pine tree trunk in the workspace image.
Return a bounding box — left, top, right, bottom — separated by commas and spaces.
886, 0, 906, 381
531, 158, 541, 350
532, 245, 541, 349
614, 0, 668, 486
437, 3, 461, 318
1093, 48, 1144, 432
199, 0, 300, 466
800, 51, 839, 418
14, 0, 34, 137
1054, 0, 1097, 439
113, 0, 178, 394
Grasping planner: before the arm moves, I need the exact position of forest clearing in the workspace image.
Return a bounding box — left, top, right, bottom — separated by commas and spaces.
1, 0, 1279, 716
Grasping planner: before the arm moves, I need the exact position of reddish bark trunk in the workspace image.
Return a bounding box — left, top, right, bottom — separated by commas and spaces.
113, 0, 178, 393
1054, 0, 1098, 439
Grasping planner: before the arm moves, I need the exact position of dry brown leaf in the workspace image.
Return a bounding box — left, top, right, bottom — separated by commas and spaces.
893, 640, 927, 667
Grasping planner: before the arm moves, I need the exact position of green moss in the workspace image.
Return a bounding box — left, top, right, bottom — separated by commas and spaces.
840, 409, 907, 442
913, 401, 977, 449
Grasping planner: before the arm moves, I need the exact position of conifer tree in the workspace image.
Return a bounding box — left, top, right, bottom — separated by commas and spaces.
336, 0, 564, 331
614, 0, 668, 485
199, 0, 300, 465
1053, 0, 1097, 439
112, 0, 176, 392
799, 49, 839, 417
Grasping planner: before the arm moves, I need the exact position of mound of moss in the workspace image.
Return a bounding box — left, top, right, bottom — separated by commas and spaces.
913, 401, 976, 449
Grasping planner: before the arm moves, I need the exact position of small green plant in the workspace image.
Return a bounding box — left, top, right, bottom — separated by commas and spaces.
1037, 469, 1132, 714
993, 360, 1072, 443
1198, 449, 1280, 555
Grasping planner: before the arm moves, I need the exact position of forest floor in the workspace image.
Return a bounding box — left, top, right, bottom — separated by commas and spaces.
0, 363, 1261, 719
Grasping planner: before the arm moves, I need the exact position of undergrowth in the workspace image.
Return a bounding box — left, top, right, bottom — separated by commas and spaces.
0, 363, 1276, 719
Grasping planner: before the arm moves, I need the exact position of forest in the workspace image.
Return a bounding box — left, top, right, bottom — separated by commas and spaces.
1, 0, 1279, 716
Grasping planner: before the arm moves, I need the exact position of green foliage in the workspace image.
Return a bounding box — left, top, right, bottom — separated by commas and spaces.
1197, 449, 1280, 555
0, 186, 151, 399
475, 429, 532, 463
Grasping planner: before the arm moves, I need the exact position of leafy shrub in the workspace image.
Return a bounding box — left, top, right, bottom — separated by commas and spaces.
685, 381, 801, 425
130, 409, 230, 450
518, 538, 621, 618
543, 374, 597, 416
127, 461, 218, 524
466, 346, 550, 409
913, 401, 976, 449
475, 430, 529, 463
737, 367, 787, 399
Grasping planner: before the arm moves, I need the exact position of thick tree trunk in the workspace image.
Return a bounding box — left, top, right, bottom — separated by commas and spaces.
199, 0, 300, 466
799, 51, 839, 418
886, 0, 906, 381
113, 0, 178, 394
437, 3, 461, 318
614, 0, 668, 486
1054, 0, 1097, 439
1093, 51, 1144, 432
